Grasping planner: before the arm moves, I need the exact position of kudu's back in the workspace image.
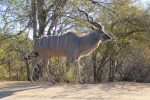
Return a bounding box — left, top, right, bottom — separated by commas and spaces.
34, 32, 80, 57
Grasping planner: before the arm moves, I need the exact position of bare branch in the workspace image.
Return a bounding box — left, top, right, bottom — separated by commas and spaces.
89, 0, 119, 16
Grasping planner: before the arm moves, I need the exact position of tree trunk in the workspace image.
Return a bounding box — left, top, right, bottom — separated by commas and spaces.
8, 62, 12, 81
31, 0, 38, 39
25, 62, 30, 81
37, 0, 47, 36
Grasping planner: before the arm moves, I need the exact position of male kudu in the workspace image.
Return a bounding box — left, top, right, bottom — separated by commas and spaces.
30, 9, 112, 83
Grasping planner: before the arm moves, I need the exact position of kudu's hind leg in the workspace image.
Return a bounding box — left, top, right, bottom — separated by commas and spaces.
30, 56, 41, 82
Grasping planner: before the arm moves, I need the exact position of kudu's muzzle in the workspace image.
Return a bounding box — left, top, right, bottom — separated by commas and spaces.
104, 33, 112, 41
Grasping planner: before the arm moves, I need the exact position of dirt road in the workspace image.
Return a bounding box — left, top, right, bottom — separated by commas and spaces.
0, 81, 150, 100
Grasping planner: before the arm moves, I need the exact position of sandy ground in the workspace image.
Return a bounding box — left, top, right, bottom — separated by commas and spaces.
0, 81, 150, 100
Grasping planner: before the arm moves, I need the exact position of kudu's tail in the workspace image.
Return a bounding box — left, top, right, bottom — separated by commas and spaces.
24, 51, 39, 61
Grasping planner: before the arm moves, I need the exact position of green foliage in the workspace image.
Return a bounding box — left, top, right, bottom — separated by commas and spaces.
0, 34, 32, 80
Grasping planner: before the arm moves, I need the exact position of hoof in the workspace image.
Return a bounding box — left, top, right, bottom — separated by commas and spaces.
79, 80, 84, 84
30, 76, 34, 83
30, 79, 34, 83
51, 80, 57, 84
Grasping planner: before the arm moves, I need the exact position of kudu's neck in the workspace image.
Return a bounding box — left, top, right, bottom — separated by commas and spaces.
79, 32, 101, 56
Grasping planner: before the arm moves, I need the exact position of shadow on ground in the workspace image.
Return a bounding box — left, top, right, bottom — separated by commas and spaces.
0, 81, 55, 99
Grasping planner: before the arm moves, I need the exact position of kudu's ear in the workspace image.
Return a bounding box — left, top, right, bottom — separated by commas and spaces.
91, 26, 96, 30
91, 25, 99, 31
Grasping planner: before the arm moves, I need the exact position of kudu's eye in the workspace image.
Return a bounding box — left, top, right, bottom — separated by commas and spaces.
99, 26, 102, 30
91, 26, 96, 30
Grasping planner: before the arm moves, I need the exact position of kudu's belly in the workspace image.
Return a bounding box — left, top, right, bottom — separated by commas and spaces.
35, 47, 67, 57
49, 50, 66, 57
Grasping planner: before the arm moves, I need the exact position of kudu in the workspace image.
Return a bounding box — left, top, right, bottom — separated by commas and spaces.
30, 9, 112, 83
